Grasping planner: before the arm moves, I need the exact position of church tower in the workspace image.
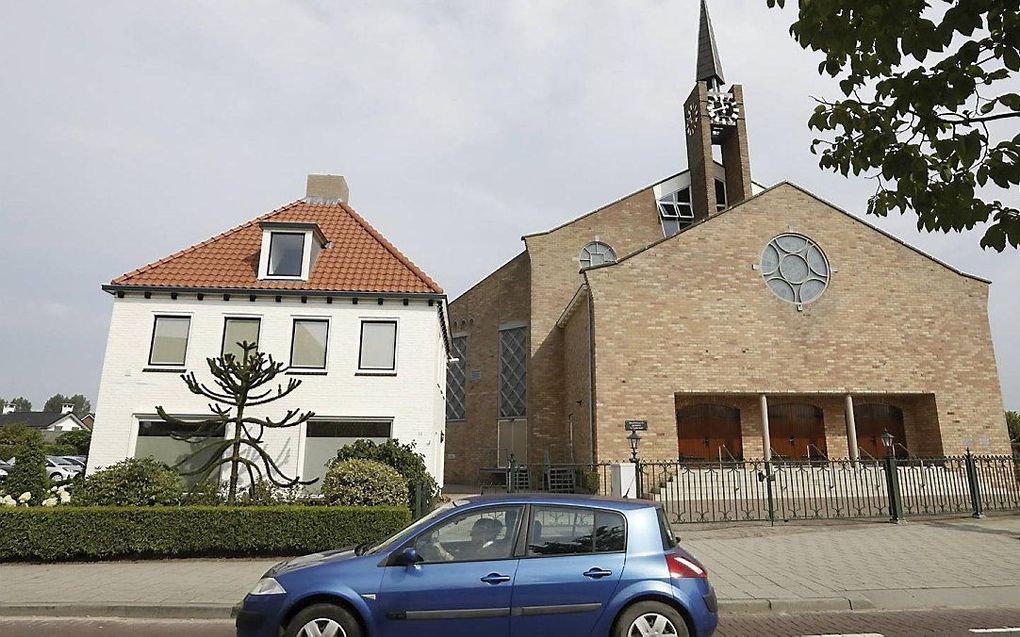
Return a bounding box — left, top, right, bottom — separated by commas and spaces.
684, 0, 753, 221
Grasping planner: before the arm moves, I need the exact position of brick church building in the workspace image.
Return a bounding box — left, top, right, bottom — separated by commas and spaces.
443, 1, 1009, 484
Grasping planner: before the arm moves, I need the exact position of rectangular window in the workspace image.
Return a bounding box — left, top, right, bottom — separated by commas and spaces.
359, 320, 397, 371
268, 232, 305, 277
527, 506, 626, 556
135, 420, 225, 487
301, 420, 392, 485
221, 317, 261, 360
148, 316, 191, 366
498, 326, 527, 418
446, 336, 468, 421
291, 319, 329, 369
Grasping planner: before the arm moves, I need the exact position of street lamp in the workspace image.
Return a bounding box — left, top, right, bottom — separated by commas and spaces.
880, 429, 895, 457
627, 430, 641, 463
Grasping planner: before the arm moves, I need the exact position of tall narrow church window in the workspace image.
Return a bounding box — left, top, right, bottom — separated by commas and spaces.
578, 241, 617, 269
658, 187, 694, 238
498, 326, 527, 419
715, 178, 727, 212
760, 234, 831, 305
446, 336, 468, 421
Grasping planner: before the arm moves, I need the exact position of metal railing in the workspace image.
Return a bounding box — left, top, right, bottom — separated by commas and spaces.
636, 452, 1020, 525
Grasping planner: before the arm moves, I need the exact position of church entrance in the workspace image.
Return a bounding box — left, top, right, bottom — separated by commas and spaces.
768, 403, 827, 461
854, 403, 908, 460
676, 403, 743, 462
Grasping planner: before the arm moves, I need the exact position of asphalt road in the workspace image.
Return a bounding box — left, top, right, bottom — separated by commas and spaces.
2, 609, 1020, 636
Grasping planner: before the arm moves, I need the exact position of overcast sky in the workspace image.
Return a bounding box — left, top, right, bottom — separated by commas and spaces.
0, 0, 1016, 412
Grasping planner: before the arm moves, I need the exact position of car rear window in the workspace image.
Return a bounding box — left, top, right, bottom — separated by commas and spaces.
657, 507, 677, 550
528, 506, 626, 556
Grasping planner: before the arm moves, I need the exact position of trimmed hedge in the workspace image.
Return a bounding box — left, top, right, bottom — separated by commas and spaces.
0, 505, 410, 562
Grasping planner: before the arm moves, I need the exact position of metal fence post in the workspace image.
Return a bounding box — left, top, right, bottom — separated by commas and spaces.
965, 449, 984, 519
765, 460, 776, 526
884, 452, 904, 523
507, 454, 517, 494
634, 458, 643, 500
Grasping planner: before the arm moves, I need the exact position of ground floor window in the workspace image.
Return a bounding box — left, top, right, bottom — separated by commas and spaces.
134, 420, 225, 487
302, 420, 392, 485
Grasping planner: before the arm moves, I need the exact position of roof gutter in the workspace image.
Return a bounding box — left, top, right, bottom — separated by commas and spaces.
101, 284, 446, 300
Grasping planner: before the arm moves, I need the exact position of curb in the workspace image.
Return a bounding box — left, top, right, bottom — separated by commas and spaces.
0, 603, 237, 620
719, 595, 876, 614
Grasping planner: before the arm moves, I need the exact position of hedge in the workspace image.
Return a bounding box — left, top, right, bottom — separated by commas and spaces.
0, 505, 410, 562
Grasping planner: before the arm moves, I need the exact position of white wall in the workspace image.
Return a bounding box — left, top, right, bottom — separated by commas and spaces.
88, 293, 448, 486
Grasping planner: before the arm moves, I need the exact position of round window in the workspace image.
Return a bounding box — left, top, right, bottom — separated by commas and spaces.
760, 234, 830, 304
579, 241, 617, 269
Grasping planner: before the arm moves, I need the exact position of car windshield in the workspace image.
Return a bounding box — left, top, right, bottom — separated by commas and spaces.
364, 502, 457, 555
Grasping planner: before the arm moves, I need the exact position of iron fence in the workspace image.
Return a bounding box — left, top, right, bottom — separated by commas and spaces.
498, 461, 613, 496
637, 452, 1020, 525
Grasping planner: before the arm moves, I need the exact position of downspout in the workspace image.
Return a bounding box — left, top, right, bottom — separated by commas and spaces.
586, 280, 597, 464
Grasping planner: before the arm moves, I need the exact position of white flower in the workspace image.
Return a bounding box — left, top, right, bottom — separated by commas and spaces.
41, 497, 57, 507
58, 492, 71, 504
0, 495, 16, 507
18, 492, 31, 503
50, 486, 58, 493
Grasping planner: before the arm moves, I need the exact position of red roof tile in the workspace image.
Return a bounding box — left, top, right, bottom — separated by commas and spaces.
110, 200, 443, 294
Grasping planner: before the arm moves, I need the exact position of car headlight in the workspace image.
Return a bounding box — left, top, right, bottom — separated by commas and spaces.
248, 577, 286, 596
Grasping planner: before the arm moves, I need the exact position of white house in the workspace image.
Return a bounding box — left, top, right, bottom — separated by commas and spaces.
88, 175, 450, 487
0, 403, 87, 442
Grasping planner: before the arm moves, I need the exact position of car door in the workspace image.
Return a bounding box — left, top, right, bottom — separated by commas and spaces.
377, 504, 524, 637
510, 505, 627, 637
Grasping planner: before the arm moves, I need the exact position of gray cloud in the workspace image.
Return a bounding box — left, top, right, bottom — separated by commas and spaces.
1, 0, 1016, 411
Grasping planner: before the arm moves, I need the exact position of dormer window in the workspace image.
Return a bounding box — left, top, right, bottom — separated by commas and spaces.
258, 221, 327, 281
268, 232, 305, 276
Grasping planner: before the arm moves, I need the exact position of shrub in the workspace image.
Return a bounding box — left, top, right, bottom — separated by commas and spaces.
43, 444, 77, 457
75, 458, 184, 506
55, 430, 91, 455
0, 424, 46, 464
335, 439, 439, 512
4, 437, 49, 504
321, 459, 408, 506
0, 505, 410, 561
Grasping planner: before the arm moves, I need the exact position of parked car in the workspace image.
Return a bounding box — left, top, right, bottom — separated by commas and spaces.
7, 457, 79, 482
53, 456, 86, 474
236, 494, 717, 637
0, 460, 11, 482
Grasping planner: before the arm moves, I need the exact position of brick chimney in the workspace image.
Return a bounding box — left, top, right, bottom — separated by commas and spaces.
61, 402, 75, 415
304, 174, 349, 205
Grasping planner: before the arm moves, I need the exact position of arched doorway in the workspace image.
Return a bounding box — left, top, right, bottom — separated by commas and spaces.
854, 403, 907, 460
768, 403, 827, 461
676, 404, 743, 461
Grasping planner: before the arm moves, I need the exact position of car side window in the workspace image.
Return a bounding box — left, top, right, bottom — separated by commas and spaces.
527, 506, 627, 556
413, 506, 522, 564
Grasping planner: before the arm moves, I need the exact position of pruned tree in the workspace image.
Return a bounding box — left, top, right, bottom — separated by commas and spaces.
766, 0, 1020, 250
155, 342, 317, 504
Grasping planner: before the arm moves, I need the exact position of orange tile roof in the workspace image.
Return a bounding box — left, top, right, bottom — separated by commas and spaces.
110, 200, 443, 294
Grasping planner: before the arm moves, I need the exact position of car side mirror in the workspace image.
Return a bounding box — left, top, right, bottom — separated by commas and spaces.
395, 547, 420, 567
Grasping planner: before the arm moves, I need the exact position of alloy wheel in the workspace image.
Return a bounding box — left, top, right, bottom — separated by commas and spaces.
297, 618, 347, 637
628, 612, 680, 637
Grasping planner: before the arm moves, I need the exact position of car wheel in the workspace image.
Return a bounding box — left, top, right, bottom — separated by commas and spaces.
615, 600, 689, 637
49, 473, 62, 481
285, 603, 362, 637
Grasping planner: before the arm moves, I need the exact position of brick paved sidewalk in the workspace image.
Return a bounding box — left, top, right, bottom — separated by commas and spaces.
1, 514, 1018, 616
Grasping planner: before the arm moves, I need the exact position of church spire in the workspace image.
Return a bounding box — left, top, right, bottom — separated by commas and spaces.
696, 0, 725, 89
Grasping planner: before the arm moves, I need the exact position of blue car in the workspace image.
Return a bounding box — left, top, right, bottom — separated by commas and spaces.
236, 494, 717, 637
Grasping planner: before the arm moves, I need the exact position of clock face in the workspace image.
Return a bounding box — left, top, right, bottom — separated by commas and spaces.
707, 90, 739, 128
685, 101, 700, 136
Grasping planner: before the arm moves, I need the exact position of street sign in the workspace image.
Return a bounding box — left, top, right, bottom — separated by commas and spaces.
625, 420, 648, 432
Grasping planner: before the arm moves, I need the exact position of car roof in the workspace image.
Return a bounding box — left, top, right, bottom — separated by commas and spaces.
452, 493, 657, 511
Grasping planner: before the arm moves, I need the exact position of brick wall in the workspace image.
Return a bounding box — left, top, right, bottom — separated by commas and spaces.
587, 183, 1009, 461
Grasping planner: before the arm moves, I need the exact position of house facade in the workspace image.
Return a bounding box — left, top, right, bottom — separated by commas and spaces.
88, 175, 449, 486
0, 403, 87, 442
443, 2, 1009, 484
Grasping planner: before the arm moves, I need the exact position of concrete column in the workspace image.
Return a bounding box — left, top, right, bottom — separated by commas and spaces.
845, 394, 860, 461
760, 394, 772, 461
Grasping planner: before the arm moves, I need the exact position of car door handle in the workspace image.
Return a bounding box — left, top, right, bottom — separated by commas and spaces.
583, 568, 613, 579
480, 573, 512, 585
